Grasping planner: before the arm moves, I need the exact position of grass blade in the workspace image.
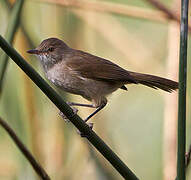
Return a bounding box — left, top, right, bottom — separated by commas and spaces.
0, 0, 25, 94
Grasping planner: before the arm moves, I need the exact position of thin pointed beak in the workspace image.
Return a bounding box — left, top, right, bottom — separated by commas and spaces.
27, 49, 39, 54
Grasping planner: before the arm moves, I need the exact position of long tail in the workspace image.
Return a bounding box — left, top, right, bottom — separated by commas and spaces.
129, 72, 179, 92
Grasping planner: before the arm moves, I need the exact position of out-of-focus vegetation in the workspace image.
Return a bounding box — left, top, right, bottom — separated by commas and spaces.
0, 0, 190, 179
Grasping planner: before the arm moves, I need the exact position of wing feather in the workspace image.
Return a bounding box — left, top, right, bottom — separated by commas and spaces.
66, 50, 137, 83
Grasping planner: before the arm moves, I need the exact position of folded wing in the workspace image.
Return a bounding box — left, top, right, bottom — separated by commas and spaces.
66, 50, 137, 84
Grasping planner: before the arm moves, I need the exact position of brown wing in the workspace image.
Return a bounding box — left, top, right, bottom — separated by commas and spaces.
66, 50, 137, 83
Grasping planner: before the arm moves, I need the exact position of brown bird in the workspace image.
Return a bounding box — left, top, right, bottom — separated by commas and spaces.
27, 37, 178, 127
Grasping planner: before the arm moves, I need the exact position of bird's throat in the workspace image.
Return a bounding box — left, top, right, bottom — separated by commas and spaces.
38, 54, 58, 72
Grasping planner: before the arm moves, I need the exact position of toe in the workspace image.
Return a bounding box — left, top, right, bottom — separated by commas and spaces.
59, 111, 70, 123
87, 122, 93, 129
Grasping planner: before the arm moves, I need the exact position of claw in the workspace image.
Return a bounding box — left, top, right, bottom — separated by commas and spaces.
77, 122, 94, 138
59, 106, 78, 123
71, 107, 78, 114
59, 111, 70, 122
87, 122, 93, 129
66, 101, 73, 106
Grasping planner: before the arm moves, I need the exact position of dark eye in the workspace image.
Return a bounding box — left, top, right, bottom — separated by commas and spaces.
48, 47, 54, 52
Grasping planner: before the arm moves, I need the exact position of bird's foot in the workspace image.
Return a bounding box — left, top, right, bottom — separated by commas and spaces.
59, 106, 78, 123
66, 101, 73, 106
77, 122, 94, 138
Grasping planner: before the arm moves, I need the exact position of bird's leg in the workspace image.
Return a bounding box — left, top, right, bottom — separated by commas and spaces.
78, 103, 107, 137
66, 102, 96, 129
66, 102, 95, 108
84, 102, 107, 122
59, 101, 94, 123
67, 101, 107, 122
60, 101, 106, 137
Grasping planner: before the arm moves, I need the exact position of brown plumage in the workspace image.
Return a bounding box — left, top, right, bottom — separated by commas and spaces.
66, 49, 178, 93
27, 37, 179, 124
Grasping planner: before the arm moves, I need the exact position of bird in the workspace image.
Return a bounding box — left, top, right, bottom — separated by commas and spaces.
27, 37, 178, 127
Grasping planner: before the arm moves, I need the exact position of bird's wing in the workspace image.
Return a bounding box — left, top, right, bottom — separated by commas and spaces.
66, 50, 137, 83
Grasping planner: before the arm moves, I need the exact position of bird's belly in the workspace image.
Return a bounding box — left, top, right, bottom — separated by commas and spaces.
49, 76, 85, 94
46, 68, 121, 102
46, 69, 86, 96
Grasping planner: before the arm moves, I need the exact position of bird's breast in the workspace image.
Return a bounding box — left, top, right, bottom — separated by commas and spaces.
45, 63, 86, 95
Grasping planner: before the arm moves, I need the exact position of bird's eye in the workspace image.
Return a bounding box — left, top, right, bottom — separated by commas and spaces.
48, 47, 54, 52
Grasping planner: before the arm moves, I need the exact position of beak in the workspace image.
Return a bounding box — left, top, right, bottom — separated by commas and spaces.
27, 49, 39, 54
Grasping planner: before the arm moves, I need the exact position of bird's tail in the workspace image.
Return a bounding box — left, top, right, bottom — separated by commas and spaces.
129, 72, 179, 92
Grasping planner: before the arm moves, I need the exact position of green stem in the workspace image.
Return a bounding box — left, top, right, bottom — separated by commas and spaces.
87, 144, 116, 180
0, 35, 139, 180
0, 0, 25, 94
177, 0, 189, 180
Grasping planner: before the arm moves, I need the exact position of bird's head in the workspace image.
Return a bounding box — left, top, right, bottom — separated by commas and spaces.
27, 37, 69, 70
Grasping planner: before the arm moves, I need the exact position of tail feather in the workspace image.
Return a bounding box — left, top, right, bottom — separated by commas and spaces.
129, 72, 179, 92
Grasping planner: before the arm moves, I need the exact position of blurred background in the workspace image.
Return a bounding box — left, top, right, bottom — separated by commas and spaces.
0, 0, 191, 179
